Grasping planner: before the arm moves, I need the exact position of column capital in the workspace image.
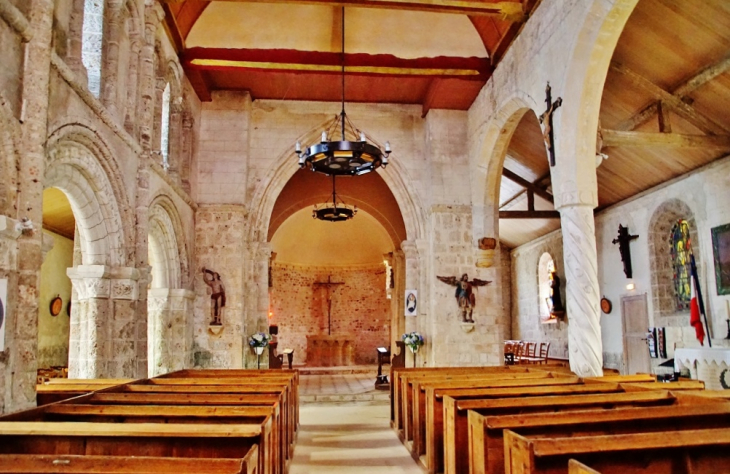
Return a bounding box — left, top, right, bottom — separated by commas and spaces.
554, 180, 598, 210
67, 265, 145, 300
400, 240, 418, 260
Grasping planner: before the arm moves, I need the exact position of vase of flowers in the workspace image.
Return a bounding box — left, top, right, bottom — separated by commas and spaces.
248, 332, 272, 368
402, 331, 423, 365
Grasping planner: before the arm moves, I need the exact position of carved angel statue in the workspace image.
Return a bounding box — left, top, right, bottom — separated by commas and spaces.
437, 273, 491, 323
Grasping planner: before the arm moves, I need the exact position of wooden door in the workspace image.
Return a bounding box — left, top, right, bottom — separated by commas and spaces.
621, 294, 651, 374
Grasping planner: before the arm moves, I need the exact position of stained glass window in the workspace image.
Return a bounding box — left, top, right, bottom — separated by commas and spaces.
670, 219, 691, 310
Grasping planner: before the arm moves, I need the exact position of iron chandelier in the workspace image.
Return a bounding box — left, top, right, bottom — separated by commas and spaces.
313, 175, 357, 222
295, 7, 391, 176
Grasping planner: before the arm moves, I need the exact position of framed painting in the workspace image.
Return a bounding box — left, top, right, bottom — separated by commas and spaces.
711, 223, 730, 295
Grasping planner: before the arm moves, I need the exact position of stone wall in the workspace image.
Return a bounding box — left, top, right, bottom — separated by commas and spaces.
510, 231, 569, 360
270, 262, 390, 365
37, 230, 72, 368
193, 205, 247, 368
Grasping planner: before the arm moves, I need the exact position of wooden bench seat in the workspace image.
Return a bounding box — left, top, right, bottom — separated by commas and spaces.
2, 405, 279, 474
443, 390, 681, 474
0, 422, 263, 472
469, 399, 730, 474
0, 453, 257, 474
431, 383, 624, 474
415, 377, 583, 468
503, 427, 730, 474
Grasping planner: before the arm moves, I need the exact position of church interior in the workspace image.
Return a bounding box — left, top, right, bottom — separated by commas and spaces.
0, 0, 730, 471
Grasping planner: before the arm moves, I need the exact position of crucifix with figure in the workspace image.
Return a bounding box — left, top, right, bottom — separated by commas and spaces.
539, 82, 562, 167
313, 275, 344, 335
612, 224, 639, 278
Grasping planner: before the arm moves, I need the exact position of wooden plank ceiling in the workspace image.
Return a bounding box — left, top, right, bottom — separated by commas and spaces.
161, 0, 538, 115
499, 0, 730, 248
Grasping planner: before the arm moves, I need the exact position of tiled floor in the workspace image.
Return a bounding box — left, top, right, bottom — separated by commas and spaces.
289, 403, 422, 473
289, 366, 421, 472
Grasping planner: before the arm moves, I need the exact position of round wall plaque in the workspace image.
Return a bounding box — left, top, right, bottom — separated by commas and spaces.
50, 295, 63, 317
600, 297, 612, 314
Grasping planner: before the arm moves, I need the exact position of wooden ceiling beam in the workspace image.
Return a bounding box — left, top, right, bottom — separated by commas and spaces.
158, 0, 526, 21
161, 3, 185, 53
499, 210, 560, 219
499, 172, 550, 209
614, 56, 730, 133
501, 167, 553, 203
601, 129, 730, 149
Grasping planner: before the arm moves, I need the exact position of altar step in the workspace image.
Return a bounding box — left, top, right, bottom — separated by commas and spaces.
299, 365, 390, 404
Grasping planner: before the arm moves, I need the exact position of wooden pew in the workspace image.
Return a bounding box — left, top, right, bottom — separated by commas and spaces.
36, 380, 133, 406
503, 427, 730, 474
406, 372, 568, 450
0, 453, 258, 474
0, 422, 264, 471
443, 390, 681, 474
417, 377, 582, 468
153, 370, 300, 433
122, 380, 295, 467
2, 404, 278, 474
568, 459, 601, 474
469, 399, 730, 474
392, 367, 529, 431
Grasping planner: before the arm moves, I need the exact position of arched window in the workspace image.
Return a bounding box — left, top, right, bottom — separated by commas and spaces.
670, 219, 692, 311
81, 0, 104, 97
538, 252, 555, 321
160, 82, 171, 169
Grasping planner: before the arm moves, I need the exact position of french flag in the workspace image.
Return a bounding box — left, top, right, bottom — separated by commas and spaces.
689, 254, 708, 346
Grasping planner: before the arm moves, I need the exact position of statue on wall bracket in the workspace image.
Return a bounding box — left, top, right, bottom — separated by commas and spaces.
437, 274, 491, 323
612, 224, 639, 278
203, 267, 226, 325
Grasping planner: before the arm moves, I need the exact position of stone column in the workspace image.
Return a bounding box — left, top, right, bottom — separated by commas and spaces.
138, 4, 163, 151
147, 288, 195, 376
67, 265, 144, 378
0, 216, 22, 413
558, 204, 603, 376
167, 101, 183, 182
180, 111, 194, 193
244, 243, 271, 368
401, 241, 419, 367
124, 40, 141, 135
153, 77, 166, 157
66, 0, 87, 78
100, 0, 124, 119
12, 0, 54, 412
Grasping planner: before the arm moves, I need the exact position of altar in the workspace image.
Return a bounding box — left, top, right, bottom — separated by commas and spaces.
306, 335, 355, 367
674, 347, 730, 390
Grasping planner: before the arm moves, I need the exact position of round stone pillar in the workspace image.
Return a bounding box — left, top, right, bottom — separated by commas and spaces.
558, 204, 603, 376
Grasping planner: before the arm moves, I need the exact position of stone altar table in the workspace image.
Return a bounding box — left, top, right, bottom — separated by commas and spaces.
306, 335, 355, 367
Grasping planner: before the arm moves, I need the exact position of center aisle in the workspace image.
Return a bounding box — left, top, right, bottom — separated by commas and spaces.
289, 402, 423, 474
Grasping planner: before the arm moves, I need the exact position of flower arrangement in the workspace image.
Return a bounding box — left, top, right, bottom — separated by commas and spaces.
402, 331, 424, 353
248, 332, 272, 348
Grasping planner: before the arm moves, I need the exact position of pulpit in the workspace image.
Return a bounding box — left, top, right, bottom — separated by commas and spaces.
306, 335, 355, 367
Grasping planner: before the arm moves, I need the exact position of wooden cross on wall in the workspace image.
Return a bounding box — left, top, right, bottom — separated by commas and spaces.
612, 224, 639, 279
539, 82, 562, 167
313, 275, 345, 335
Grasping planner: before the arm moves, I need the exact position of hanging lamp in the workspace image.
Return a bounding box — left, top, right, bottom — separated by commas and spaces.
312, 175, 357, 222
295, 7, 391, 176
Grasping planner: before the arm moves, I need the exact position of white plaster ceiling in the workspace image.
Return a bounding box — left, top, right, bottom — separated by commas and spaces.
271, 207, 394, 266
187, 3, 487, 59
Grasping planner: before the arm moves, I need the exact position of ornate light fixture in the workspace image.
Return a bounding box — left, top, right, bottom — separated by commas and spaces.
313, 175, 357, 222
295, 8, 391, 176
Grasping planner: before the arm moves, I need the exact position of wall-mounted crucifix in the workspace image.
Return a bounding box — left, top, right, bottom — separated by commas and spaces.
612, 224, 639, 278
313, 275, 344, 335
539, 82, 562, 167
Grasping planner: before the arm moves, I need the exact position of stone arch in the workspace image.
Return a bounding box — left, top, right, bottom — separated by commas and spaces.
554, 0, 639, 207
247, 122, 426, 245
648, 198, 700, 321
148, 194, 190, 289
45, 124, 131, 267
472, 92, 538, 240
